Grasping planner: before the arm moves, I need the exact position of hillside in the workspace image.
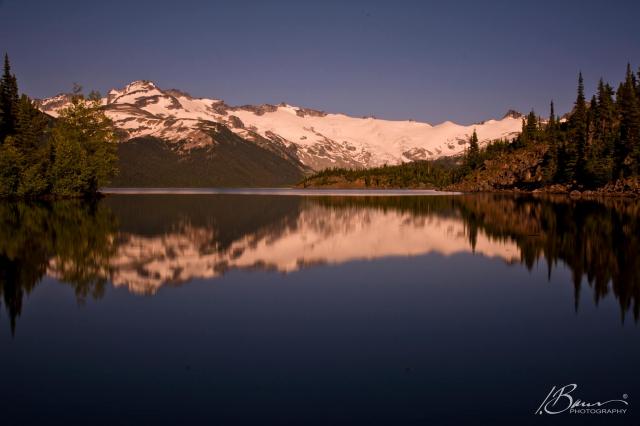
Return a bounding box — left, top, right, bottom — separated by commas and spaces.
112, 134, 304, 188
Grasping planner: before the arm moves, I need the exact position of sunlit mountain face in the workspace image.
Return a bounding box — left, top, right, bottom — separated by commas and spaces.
38, 81, 523, 171
1, 193, 639, 334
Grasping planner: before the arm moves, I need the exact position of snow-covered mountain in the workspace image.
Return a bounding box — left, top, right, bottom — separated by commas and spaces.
39, 80, 523, 172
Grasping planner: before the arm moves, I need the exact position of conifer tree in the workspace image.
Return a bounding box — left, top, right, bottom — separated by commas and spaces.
519, 117, 527, 146
568, 72, 588, 183
466, 129, 480, 170
15, 96, 47, 154
0, 54, 19, 143
15, 95, 50, 196
595, 80, 615, 142
545, 101, 558, 143
0, 137, 23, 196
590, 79, 616, 183
547, 101, 556, 136
615, 63, 640, 176
546, 101, 559, 180
0, 102, 4, 142
525, 110, 538, 143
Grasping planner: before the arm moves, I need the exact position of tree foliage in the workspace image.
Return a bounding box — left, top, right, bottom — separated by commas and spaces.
0, 53, 19, 141
301, 157, 464, 189
0, 54, 118, 199
469, 64, 640, 189
50, 94, 118, 196
465, 129, 480, 170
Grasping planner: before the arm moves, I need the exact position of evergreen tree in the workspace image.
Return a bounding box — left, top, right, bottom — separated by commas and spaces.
587, 95, 597, 148
595, 80, 616, 142
15, 95, 50, 196
0, 54, 19, 143
518, 117, 527, 146
589, 79, 616, 183
568, 72, 588, 183
0, 102, 4, 142
615, 63, 640, 176
547, 101, 556, 136
525, 110, 538, 143
0, 137, 23, 196
15, 96, 47, 153
465, 129, 480, 170
546, 101, 560, 181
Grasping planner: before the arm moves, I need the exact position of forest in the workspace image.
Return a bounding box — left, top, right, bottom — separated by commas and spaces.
0, 55, 118, 198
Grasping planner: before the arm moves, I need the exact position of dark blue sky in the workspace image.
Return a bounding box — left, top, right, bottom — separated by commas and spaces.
1, 0, 639, 124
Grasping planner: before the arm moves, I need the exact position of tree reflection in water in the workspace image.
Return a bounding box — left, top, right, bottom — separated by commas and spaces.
0, 200, 118, 335
0, 193, 638, 334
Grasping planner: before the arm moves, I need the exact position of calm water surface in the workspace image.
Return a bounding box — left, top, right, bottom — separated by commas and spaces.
1, 192, 639, 425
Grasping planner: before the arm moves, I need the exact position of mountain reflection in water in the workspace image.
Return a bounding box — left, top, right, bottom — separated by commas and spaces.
1, 193, 639, 334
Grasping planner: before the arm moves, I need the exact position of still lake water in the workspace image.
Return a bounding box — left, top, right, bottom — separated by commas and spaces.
1, 191, 639, 425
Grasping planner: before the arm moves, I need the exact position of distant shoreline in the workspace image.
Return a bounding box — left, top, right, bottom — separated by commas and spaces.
298, 180, 640, 198
98, 186, 640, 198
99, 188, 461, 197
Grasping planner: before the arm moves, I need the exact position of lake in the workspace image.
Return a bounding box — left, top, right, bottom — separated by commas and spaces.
1, 191, 639, 425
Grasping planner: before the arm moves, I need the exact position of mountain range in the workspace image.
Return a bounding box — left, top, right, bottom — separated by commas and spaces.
38, 81, 523, 186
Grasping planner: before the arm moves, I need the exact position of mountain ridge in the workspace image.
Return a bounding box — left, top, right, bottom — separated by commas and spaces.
38, 80, 523, 175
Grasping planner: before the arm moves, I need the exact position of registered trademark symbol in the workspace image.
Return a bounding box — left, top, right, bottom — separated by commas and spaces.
623, 394, 628, 399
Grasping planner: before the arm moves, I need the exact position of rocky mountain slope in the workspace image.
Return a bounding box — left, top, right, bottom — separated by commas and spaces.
38, 80, 523, 185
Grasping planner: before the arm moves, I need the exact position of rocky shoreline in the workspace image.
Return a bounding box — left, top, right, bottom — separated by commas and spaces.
449, 176, 640, 198
298, 176, 640, 198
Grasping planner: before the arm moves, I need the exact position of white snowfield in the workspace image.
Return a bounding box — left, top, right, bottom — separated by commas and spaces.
38, 80, 523, 171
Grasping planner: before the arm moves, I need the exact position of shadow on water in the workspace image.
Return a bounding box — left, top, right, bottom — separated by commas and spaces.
1, 193, 639, 334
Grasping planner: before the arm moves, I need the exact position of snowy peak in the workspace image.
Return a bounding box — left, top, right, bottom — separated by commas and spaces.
107, 80, 166, 105
502, 109, 523, 119
37, 93, 73, 112
38, 81, 523, 171
109, 80, 158, 96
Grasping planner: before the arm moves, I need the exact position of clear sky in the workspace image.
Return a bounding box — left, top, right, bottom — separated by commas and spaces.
1, 0, 639, 124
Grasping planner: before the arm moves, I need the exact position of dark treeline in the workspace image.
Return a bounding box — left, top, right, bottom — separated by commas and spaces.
0, 54, 118, 198
464, 64, 640, 189
301, 157, 464, 188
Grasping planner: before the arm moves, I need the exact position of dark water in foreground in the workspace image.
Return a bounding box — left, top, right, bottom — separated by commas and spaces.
1, 192, 639, 425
